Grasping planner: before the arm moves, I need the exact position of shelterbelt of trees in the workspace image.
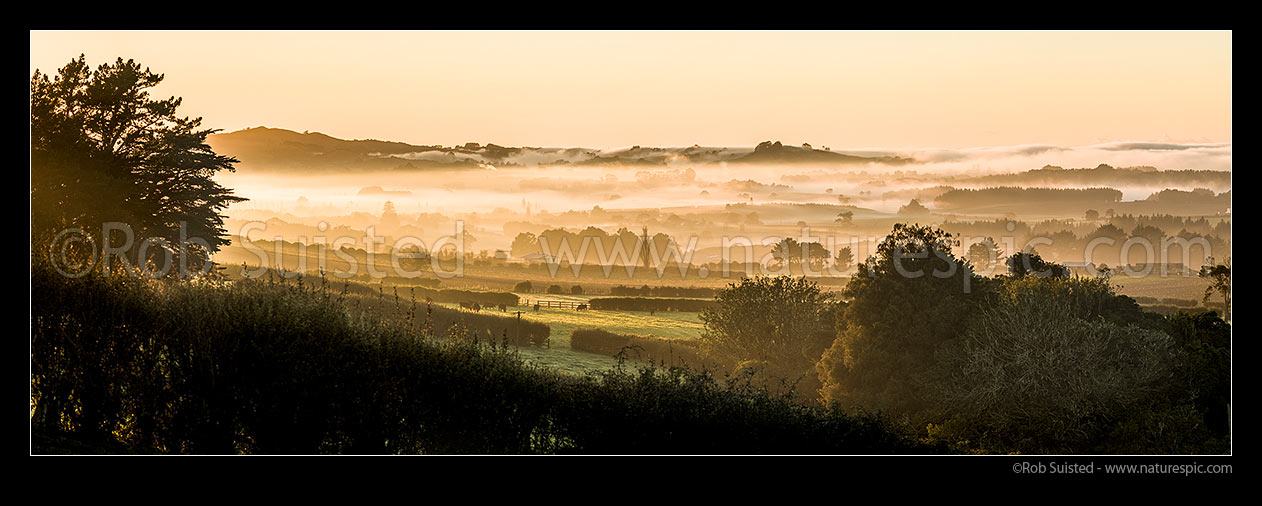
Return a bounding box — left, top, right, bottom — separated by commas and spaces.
692, 223, 1231, 454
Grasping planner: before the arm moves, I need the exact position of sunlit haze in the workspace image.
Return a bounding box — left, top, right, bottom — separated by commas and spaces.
31, 30, 1231, 149
30, 29, 1235, 458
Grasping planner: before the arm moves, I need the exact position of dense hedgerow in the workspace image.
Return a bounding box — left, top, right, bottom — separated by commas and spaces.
587, 297, 717, 312
570, 328, 717, 370
317, 275, 519, 307
30, 259, 931, 454
609, 285, 719, 298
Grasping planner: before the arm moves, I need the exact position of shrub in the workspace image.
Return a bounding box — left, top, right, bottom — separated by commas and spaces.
929, 276, 1182, 453
514, 280, 533, 293
546, 284, 564, 294
570, 285, 584, 295
699, 276, 837, 399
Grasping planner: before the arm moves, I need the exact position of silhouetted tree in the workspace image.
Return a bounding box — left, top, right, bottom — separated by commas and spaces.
1006, 252, 1070, 279
897, 199, 931, 216
966, 237, 1004, 273
1199, 257, 1231, 321
380, 201, 399, 229
510, 232, 539, 258
771, 238, 829, 270
699, 276, 837, 398
833, 246, 854, 272
817, 224, 982, 429
31, 55, 245, 272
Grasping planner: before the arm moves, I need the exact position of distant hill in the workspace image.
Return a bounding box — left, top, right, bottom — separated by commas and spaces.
207, 127, 462, 172
727, 141, 913, 165
207, 127, 914, 173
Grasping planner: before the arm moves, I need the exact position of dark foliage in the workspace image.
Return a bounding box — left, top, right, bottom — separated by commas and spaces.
818, 224, 984, 429
1005, 252, 1071, 279
30, 259, 928, 454
31, 56, 245, 271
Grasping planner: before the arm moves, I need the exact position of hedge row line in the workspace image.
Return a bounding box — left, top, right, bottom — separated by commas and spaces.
570, 328, 718, 370
586, 297, 717, 312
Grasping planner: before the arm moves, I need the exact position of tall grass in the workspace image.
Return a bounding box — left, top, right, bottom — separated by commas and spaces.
30, 258, 932, 454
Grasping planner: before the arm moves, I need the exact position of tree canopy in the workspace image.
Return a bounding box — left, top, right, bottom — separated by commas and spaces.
1005, 251, 1070, 279
1199, 257, 1231, 321
817, 224, 981, 427
930, 277, 1178, 453
699, 276, 838, 396
31, 55, 245, 273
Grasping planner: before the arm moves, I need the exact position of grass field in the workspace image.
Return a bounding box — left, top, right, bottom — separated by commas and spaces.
215, 244, 1225, 374
431, 292, 705, 374
1110, 273, 1214, 304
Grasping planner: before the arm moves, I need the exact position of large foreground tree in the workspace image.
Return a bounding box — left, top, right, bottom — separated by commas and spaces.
816, 224, 983, 428
31, 55, 245, 273
699, 276, 838, 398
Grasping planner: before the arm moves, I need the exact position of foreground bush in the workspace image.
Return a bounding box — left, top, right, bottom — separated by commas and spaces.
927, 276, 1229, 454
30, 260, 928, 454
931, 286, 1176, 453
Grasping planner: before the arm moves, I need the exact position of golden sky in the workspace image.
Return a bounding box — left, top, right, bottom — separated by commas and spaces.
30, 30, 1231, 149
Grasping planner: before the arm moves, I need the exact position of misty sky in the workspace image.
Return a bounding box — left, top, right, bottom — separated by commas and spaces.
30, 30, 1231, 150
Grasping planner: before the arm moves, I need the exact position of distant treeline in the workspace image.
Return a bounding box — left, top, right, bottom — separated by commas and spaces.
31, 260, 926, 454
945, 214, 1230, 242
588, 297, 718, 312
934, 187, 1123, 209
1131, 296, 1200, 307
960, 164, 1231, 189
511, 227, 676, 264
1128, 296, 1207, 317
942, 215, 1230, 266
416, 287, 518, 307
609, 285, 719, 298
